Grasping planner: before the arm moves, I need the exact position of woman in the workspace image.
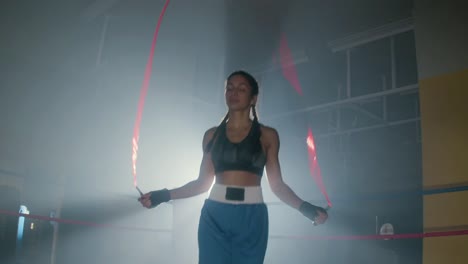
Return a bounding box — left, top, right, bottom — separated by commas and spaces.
139, 70, 328, 263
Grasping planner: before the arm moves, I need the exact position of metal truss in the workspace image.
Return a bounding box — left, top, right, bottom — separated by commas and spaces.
263, 18, 420, 140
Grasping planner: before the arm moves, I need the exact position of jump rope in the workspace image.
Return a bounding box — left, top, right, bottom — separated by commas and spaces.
131, 0, 332, 213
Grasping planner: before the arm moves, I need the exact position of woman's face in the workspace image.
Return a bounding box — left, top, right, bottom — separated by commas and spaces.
225, 74, 257, 111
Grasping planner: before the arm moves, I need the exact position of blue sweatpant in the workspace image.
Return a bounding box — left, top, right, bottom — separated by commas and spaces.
198, 199, 269, 264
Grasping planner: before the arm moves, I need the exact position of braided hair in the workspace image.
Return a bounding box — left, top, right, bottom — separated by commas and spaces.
204, 70, 261, 153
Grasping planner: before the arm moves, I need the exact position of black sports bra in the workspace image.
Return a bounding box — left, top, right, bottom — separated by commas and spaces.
210, 121, 267, 176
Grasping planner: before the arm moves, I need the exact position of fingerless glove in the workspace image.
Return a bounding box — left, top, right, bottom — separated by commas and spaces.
149, 189, 171, 208
299, 201, 326, 222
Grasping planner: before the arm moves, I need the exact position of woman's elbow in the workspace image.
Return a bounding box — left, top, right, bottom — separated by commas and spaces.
269, 180, 283, 195
200, 177, 214, 193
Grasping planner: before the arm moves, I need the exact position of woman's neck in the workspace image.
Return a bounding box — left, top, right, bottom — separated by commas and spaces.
227, 111, 251, 129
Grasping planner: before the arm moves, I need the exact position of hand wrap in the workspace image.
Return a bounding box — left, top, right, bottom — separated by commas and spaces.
149, 189, 170, 208
299, 202, 326, 222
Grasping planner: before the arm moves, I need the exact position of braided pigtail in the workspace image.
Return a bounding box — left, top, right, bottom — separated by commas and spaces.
251, 105, 263, 154
204, 112, 229, 153
251, 104, 259, 123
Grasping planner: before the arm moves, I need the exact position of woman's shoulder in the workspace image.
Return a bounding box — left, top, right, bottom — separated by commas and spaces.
259, 124, 279, 141
203, 126, 217, 141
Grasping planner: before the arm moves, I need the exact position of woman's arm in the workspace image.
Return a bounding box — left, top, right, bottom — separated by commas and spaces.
263, 126, 328, 224
263, 126, 303, 209
168, 128, 216, 199
139, 127, 216, 208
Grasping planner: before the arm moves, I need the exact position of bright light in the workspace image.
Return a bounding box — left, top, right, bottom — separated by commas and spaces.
17, 205, 30, 254
306, 135, 315, 151
132, 136, 139, 186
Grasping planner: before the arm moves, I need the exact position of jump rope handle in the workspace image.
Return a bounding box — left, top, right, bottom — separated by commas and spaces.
136, 186, 144, 197
312, 205, 331, 226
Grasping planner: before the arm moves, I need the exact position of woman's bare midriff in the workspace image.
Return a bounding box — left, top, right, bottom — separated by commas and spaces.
215, 170, 262, 186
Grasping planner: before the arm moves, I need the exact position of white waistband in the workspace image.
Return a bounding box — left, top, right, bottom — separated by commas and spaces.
208, 183, 264, 204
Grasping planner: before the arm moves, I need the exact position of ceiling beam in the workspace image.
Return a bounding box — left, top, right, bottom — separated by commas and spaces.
264, 83, 418, 121
328, 17, 414, 53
